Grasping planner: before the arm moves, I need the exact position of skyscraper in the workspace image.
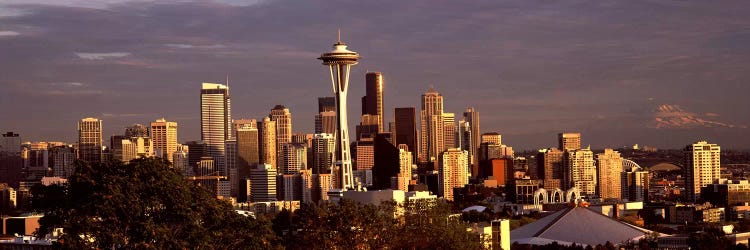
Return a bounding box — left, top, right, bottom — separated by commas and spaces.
564, 147, 596, 196
314, 111, 336, 135
258, 117, 277, 169
250, 164, 277, 202
312, 133, 335, 174
51, 145, 76, 178
0, 132, 22, 188
419, 87, 444, 163
443, 113, 456, 149
621, 166, 649, 202
224, 139, 237, 196
270, 105, 292, 168
318, 97, 336, 112
200, 83, 232, 176
150, 118, 178, 161
355, 114, 379, 140
439, 148, 469, 201
125, 124, 149, 138
1, 132, 20, 153
463, 107, 480, 169
481, 132, 502, 145
362, 72, 384, 132
280, 143, 307, 175
234, 119, 259, 168
685, 141, 720, 201
537, 148, 563, 190
78, 118, 103, 163
394, 107, 417, 157
317, 35, 359, 190
172, 144, 191, 177
596, 149, 623, 200
458, 120, 473, 173
558, 132, 581, 151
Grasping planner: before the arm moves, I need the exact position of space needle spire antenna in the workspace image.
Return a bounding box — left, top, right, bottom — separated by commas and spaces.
318, 31, 360, 191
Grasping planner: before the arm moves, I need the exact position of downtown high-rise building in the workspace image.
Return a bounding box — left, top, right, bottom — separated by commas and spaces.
456, 120, 470, 172
564, 147, 596, 196
280, 143, 306, 175
250, 163, 277, 202
315, 111, 336, 135
362, 72, 384, 132
78, 118, 103, 164
558, 132, 581, 151
51, 145, 76, 178
419, 87, 444, 163
234, 119, 259, 167
173, 144, 191, 177
311, 133, 335, 174
443, 113, 456, 149
200, 82, 232, 176
463, 107, 480, 168
150, 118, 178, 161
257, 117, 277, 169
596, 148, 623, 200
270, 105, 292, 168
315, 97, 336, 135
685, 141, 721, 201
621, 166, 649, 202
481, 132, 502, 145
394, 107, 417, 157
125, 124, 149, 138
537, 148, 564, 190
439, 148, 469, 201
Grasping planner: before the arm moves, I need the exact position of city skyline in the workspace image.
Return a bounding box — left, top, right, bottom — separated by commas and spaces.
1, 0, 750, 150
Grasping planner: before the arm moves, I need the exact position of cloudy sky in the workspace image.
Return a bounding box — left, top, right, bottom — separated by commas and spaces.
1, 0, 749, 150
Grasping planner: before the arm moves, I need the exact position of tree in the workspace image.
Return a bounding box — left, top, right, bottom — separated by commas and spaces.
32, 158, 277, 249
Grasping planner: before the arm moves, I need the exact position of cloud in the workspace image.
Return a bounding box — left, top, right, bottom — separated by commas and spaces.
75, 52, 131, 60
0, 31, 20, 36
654, 104, 746, 129
165, 43, 226, 49
43, 90, 104, 96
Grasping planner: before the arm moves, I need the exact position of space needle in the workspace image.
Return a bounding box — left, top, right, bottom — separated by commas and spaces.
318, 32, 359, 191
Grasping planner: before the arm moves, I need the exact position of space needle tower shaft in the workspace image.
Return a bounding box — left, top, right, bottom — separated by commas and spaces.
317, 32, 360, 190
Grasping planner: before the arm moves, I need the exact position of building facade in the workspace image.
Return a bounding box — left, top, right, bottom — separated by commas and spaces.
78, 118, 103, 163
439, 148, 469, 201
685, 141, 721, 201
200, 83, 232, 176
150, 118, 178, 161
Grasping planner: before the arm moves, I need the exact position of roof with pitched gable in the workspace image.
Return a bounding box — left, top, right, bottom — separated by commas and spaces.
511, 206, 654, 246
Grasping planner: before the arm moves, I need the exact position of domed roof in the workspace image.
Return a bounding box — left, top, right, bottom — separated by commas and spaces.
649, 162, 681, 171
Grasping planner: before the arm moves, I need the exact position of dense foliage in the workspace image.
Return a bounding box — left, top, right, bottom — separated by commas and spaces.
31, 158, 486, 249
271, 199, 485, 249
31, 158, 276, 249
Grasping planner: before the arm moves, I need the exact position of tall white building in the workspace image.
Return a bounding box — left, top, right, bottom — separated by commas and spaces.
685, 141, 721, 201
258, 117, 277, 169
439, 148, 469, 201
78, 118, 103, 163
565, 147, 596, 197
200, 83, 231, 176
596, 149, 622, 200
270, 105, 292, 169
443, 113, 456, 149
150, 118, 178, 161
419, 87, 444, 163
